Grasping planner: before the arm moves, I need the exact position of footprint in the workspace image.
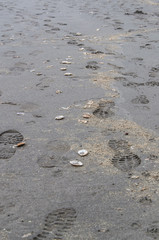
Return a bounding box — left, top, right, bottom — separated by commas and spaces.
37, 151, 66, 168
108, 140, 129, 152
0, 130, 23, 145
131, 95, 149, 104
0, 144, 16, 159
86, 61, 100, 70
0, 130, 23, 159
46, 140, 70, 156
146, 222, 159, 239
111, 153, 141, 172
32, 208, 77, 240
37, 141, 70, 172
93, 101, 115, 119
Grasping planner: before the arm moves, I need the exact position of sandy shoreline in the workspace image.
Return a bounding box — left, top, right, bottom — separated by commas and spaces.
0, 0, 159, 239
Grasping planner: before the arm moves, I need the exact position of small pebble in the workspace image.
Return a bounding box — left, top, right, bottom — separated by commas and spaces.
78, 149, 88, 157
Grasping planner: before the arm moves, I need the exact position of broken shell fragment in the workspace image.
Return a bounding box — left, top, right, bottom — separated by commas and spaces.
78, 120, 88, 124
82, 113, 91, 119
16, 142, 25, 147
76, 32, 82, 36
64, 73, 73, 76
55, 115, 65, 120
61, 61, 72, 64
13, 142, 26, 148
78, 149, 88, 156
70, 160, 83, 167
56, 90, 62, 94
17, 112, 25, 115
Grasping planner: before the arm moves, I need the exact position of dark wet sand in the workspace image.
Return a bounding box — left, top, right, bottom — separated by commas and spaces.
0, 0, 159, 239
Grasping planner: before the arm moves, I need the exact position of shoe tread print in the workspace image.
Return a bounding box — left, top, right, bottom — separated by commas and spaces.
112, 153, 141, 172
31, 208, 77, 240
108, 139, 141, 172
0, 129, 23, 159
0, 129, 23, 145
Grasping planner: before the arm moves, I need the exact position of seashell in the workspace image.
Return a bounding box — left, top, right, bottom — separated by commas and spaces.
16, 142, 25, 147
78, 149, 88, 156
82, 113, 91, 119
64, 73, 73, 76
55, 115, 65, 120
36, 72, 42, 76
78, 120, 88, 124
61, 61, 71, 64
60, 68, 67, 71
13, 142, 25, 148
70, 160, 83, 167
76, 32, 82, 36
56, 90, 62, 94
17, 112, 25, 115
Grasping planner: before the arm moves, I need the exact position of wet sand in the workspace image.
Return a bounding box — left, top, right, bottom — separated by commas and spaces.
0, 0, 159, 239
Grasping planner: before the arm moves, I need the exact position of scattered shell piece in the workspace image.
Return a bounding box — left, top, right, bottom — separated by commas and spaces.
61, 106, 70, 110
76, 32, 82, 36
13, 142, 26, 148
64, 73, 73, 76
61, 61, 71, 64
131, 175, 139, 179
30, 69, 35, 72
78, 149, 88, 157
46, 65, 54, 69
55, 115, 65, 120
70, 160, 83, 167
78, 120, 88, 124
22, 233, 32, 238
36, 73, 42, 76
96, 28, 100, 31
79, 48, 84, 51
16, 142, 25, 147
60, 68, 67, 71
56, 90, 62, 94
82, 113, 91, 119
17, 112, 25, 115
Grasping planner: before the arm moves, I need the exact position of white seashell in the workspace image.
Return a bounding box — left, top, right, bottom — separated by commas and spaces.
76, 32, 82, 36
64, 73, 73, 76
56, 90, 62, 94
17, 112, 25, 115
60, 68, 67, 71
78, 149, 88, 156
61, 61, 71, 64
55, 115, 64, 120
70, 160, 83, 167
